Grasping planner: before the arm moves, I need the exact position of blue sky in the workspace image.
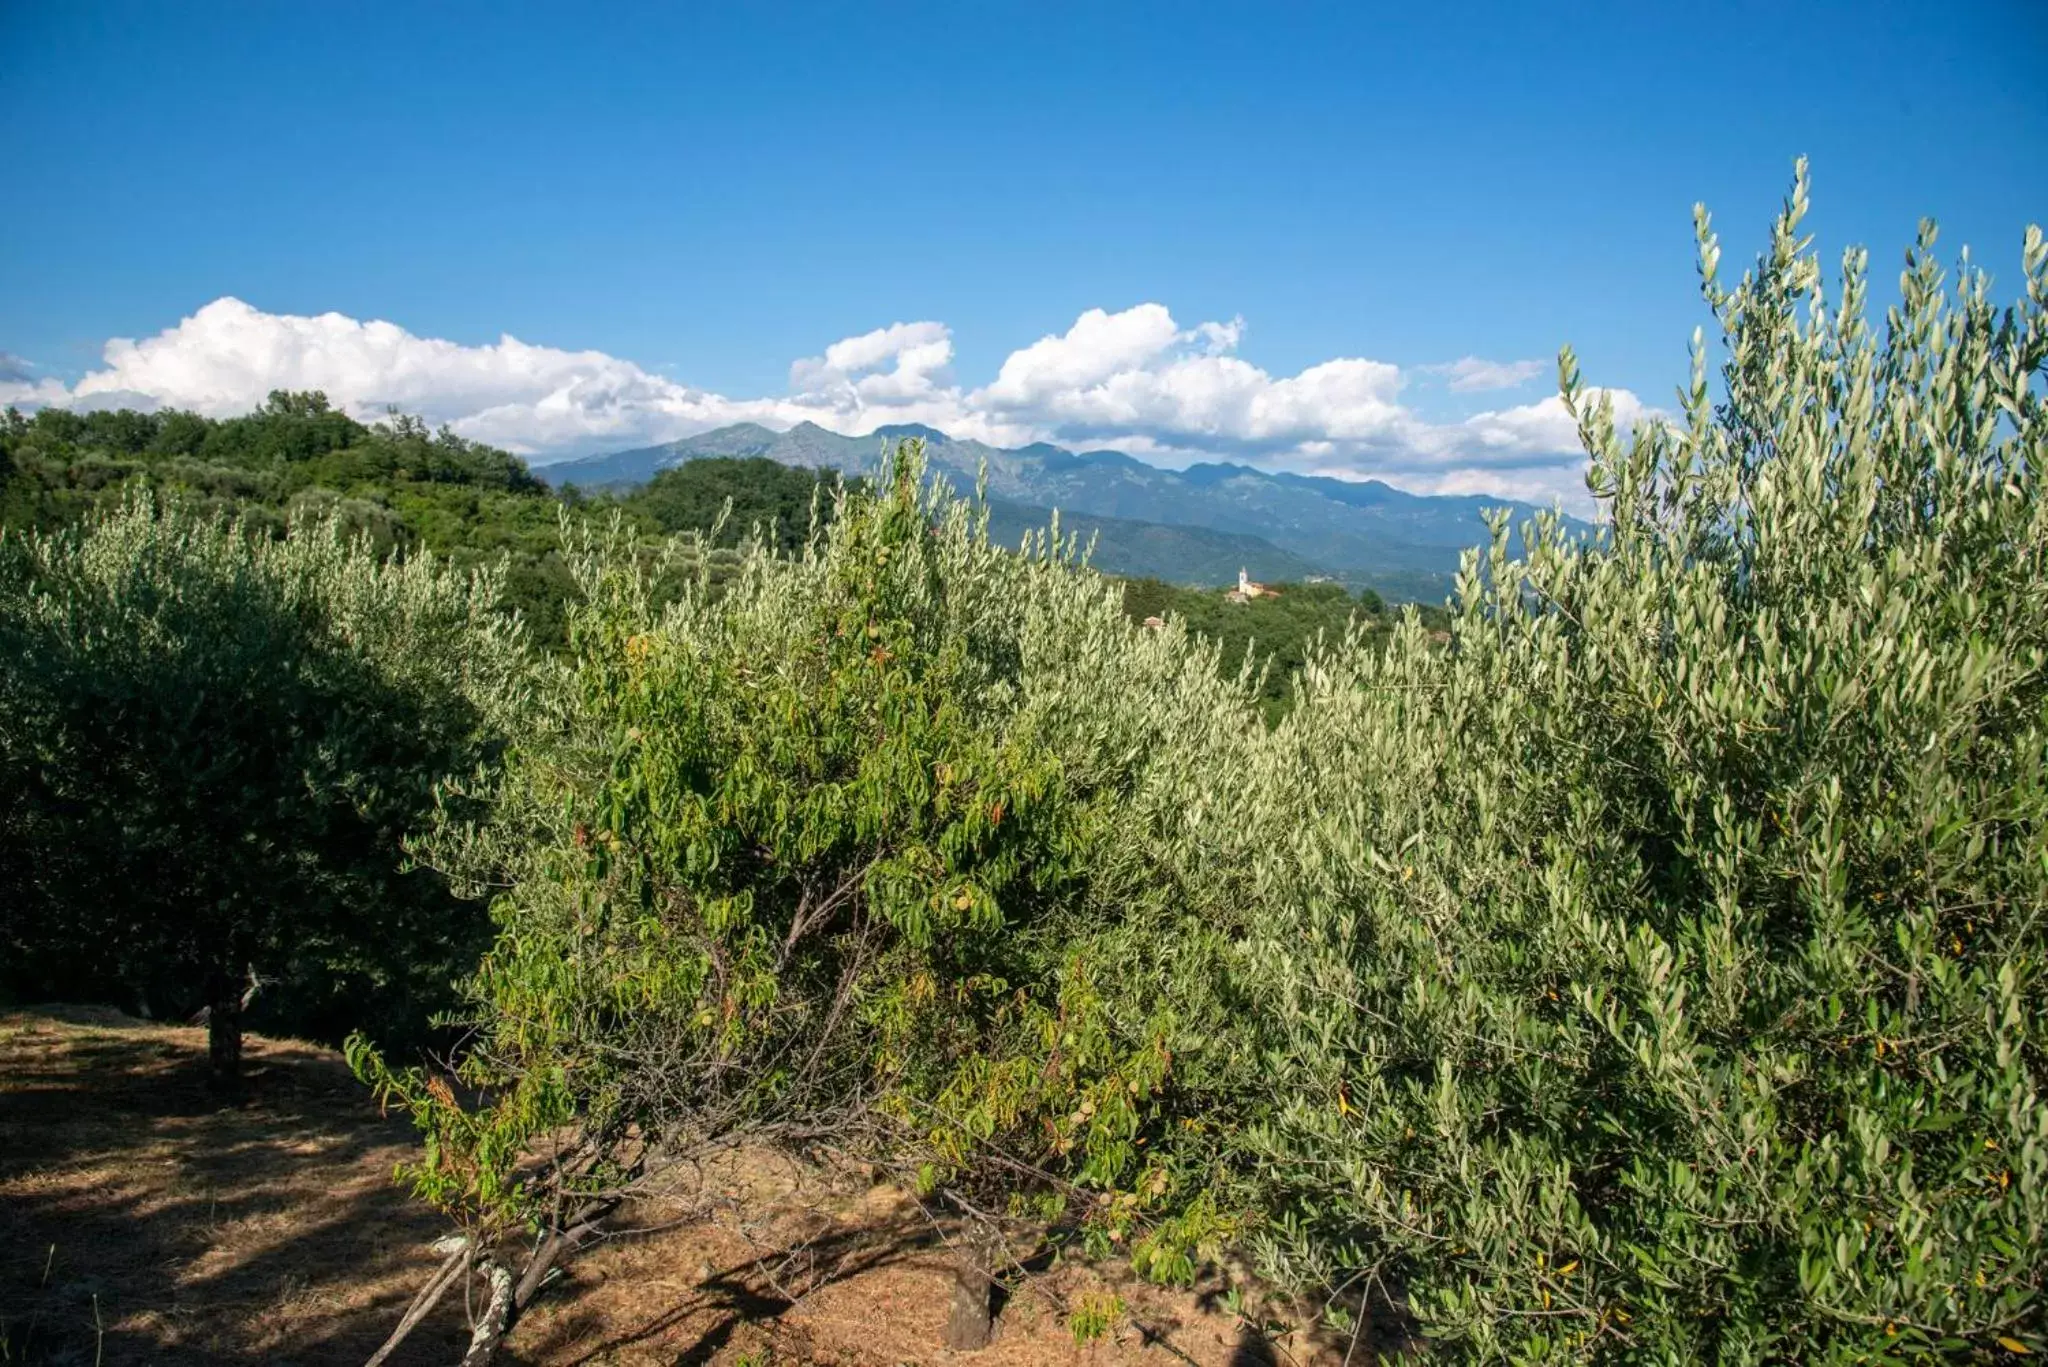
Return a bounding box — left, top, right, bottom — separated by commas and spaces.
3, 0, 2042, 502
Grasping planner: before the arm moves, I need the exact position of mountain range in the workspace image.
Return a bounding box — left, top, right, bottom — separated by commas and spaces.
536, 421, 1588, 601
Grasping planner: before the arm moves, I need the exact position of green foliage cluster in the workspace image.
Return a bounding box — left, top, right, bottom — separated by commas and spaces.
349, 449, 1255, 1298
0, 391, 578, 641
1227, 168, 2048, 1358
0, 498, 527, 1062
0, 404, 856, 650
618, 454, 859, 552
358, 171, 2048, 1359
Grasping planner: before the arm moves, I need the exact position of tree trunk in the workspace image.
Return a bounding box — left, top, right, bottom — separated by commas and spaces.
206, 967, 243, 1094
458, 1257, 516, 1367
943, 1228, 996, 1351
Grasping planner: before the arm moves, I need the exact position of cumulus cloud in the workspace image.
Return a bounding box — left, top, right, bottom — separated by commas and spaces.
9, 298, 1658, 508
973, 308, 1409, 452
1427, 356, 1549, 392
981, 305, 1184, 406
788, 320, 954, 408
38, 298, 743, 451
1458, 389, 1649, 455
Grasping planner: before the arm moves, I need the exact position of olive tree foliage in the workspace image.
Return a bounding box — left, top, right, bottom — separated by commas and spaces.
349, 450, 1268, 1350
1229, 165, 2048, 1358
0, 497, 526, 1084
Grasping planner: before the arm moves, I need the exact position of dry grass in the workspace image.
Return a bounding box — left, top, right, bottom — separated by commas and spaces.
0, 1009, 1327, 1366
0, 1006, 470, 1365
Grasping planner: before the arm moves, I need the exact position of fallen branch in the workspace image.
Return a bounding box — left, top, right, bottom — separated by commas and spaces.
513, 1198, 618, 1311
363, 1235, 470, 1367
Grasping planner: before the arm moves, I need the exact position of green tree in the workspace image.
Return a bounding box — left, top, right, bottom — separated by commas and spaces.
624, 454, 855, 550
0, 498, 527, 1086
0, 408, 19, 497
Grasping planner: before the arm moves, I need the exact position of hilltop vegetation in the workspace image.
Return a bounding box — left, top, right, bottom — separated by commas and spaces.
5, 173, 2045, 1362
1121, 576, 1420, 720
0, 398, 1407, 664
0, 409, 870, 647
623, 454, 854, 552
1, 394, 580, 640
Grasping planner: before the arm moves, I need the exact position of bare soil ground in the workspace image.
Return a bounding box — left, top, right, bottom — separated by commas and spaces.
0, 1009, 1326, 1366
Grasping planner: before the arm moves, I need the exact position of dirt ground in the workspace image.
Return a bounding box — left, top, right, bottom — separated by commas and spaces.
0, 1008, 1339, 1366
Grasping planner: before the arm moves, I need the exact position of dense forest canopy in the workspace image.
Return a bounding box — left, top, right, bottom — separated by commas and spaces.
2, 392, 580, 639
614, 454, 856, 552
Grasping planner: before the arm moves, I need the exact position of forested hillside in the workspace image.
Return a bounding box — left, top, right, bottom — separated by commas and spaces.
0, 397, 1403, 693
1, 394, 580, 640
0, 406, 869, 646
624, 454, 853, 552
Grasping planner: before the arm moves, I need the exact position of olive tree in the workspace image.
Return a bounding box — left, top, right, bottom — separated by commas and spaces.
0, 497, 526, 1086
1231, 165, 2048, 1359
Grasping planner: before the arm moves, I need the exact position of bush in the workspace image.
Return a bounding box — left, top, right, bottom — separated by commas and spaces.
1231, 164, 2048, 1358
350, 450, 1259, 1349
0, 497, 526, 1080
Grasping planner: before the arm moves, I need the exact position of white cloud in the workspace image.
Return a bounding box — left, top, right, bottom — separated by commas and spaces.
1458, 389, 1650, 454
788, 320, 954, 408
1427, 355, 1549, 392
981, 305, 1185, 406
10, 298, 1660, 509
971, 308, 1415, 454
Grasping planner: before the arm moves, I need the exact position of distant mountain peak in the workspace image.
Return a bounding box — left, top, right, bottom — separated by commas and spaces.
668, 421, 772, 445
871, 422, 952, 442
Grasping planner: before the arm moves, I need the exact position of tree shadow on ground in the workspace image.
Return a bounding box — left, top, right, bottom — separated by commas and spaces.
0, 1010, 470, 1366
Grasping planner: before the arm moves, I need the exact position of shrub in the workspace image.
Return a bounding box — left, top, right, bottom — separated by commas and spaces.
350, 450, 1258, 1354
1231, 164, 2048, 1358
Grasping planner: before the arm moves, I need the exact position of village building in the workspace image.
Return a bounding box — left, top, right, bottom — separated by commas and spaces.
1225, 567, 1276, 604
